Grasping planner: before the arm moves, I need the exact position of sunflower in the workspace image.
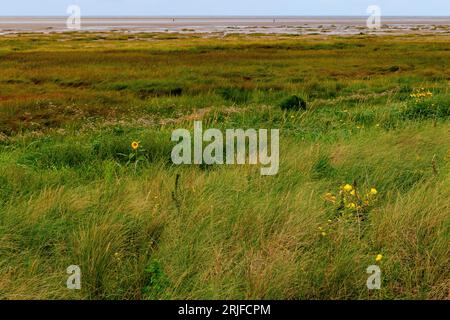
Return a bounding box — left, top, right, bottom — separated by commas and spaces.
131, 141, 140, 150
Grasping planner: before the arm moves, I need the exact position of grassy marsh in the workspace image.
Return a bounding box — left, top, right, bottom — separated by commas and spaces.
0, 32, 449, 300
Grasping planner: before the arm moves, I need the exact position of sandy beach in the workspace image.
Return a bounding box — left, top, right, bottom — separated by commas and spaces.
0, 16, 449, 35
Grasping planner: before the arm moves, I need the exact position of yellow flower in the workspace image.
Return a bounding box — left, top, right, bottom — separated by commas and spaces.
375, 254, 383, 262
370, 188, 378, 195
350, 190, 356, 196
131, 141, 140, 150
321, 232, 327, 237
343, 184, 353, 192
347, 203, 356, 209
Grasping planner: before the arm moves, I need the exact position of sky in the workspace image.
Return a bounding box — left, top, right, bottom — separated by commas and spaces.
0, 0, 449, 16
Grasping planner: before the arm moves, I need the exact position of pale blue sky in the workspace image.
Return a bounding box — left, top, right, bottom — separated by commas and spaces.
1, 0, 449, 16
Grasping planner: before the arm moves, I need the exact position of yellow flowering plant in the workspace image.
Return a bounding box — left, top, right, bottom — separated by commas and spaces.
409, 88, 433, 102
118, 140, 148, 169
404, 87, 449, 120
324, 182, 379, 221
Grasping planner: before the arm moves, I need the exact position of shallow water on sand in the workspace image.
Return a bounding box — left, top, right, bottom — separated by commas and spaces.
0, 16, 449, 35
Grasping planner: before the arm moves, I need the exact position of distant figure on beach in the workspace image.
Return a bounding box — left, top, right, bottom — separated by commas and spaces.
273, 19, 276, 23
173, 18, 175, 22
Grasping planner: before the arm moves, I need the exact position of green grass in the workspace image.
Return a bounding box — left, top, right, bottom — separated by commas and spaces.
0, 32, 449, 300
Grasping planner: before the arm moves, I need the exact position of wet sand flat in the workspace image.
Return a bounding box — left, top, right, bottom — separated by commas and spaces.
1, 16, 449, 35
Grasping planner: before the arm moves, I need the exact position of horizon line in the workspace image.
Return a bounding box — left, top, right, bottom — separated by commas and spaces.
1, 15, 450, 18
